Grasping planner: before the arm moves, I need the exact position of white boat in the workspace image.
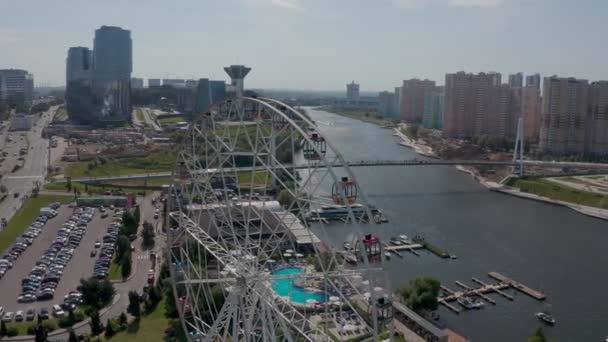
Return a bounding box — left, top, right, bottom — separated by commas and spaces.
471, 297, 484, 309
389, 238, 403, 246
535, 312, 556, 325
384, 252, 391, 259
457, 296, 475, 310
398, 235, 409, 243
343, 242, 352, 251
450, 254, 458, 259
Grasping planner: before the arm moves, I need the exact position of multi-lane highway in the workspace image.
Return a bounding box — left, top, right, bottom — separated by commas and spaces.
0, 107, 55, 226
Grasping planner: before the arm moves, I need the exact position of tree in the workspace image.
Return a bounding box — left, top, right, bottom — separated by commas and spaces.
307, 251, 339, 272
121, 251, 132, 279
104, 319, 115, 338
80, 277, 116, 309
399, 277, 440, 313
277, 189, 294, 209
122, 211, 138, 236
68, 308, 76, 324
34, 324, 47, 342
66, 177, 72, 192
527, 327, 547, 342
127, 290, 141, 317
68, 329, 78, 342
89, 310, 103, 335
163, 280, 179, 319
0, 320, 6, 336
142, 220, 155, 247
118, 312, 128, 328
0, 184, 7, 193
134, 205, 141, 224
116, 235, 131, 261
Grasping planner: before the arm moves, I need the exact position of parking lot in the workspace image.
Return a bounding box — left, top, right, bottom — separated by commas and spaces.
0, 204, 116, 315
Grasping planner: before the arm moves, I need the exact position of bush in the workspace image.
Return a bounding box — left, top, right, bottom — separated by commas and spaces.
6, 326, 19, 337
42, 320, 57, 332
26, 324, 37, 335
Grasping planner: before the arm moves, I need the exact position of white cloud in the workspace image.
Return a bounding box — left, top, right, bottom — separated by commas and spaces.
390, 0, 430, 9
389, 0, 509, 8
448, 0, 502, 7
0, 28, 21, 45
271, 0, 304, 11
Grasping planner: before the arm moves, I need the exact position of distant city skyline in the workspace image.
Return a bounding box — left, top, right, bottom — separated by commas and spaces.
2, 0, 608, 90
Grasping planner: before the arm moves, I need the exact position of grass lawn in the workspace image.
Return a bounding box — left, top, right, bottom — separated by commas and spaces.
560, 177, 608, 189
64, 150, 176, 178
53, 108, 68, 122
107, 299, 171, 342
135, 109, 145, 122
507, 177, 608, 209
109, 261, 122, 281
0, 194, 73, 253
158, 116, 185, 124
236, 171, 270, 188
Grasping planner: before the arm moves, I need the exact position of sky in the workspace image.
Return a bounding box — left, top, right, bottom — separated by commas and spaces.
1, 0, 607, 91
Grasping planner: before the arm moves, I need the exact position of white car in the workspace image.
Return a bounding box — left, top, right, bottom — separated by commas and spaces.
15, 310, 24, 321
2, 312, 14, 322
52, 305, 65, 318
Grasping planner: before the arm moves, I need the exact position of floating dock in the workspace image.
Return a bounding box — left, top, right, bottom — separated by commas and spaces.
438, 272, 546, 314
384, 243, 423, 256
488, 272, 546, 300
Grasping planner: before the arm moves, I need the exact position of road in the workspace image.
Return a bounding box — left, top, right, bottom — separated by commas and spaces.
0, 107, 56, 226
140, 108, 163, 132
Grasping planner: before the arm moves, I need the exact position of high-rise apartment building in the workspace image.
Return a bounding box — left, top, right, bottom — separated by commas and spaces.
539, 76, 589, 154
209, 80, 227, 103
394, 87, 401, 120
588, 81, 608, 155
0, 69, 34, 109
508, 72, 523, 88
185, 79, 198, 88
422, 86, 444, 129
526, 74, 541, 90
131, 78, 144, 89
444, 71, 518, 139
378, 91, 396, 118
66, 47, 92, 83
400, 79, 435, 123
518, 87, 542, 142
346, 81, 360, 102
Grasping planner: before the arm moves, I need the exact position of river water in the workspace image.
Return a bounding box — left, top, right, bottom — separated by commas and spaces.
305, 107, 608, 342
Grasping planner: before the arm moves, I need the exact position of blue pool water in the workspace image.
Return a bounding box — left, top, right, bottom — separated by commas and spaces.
272, 267, 326, 304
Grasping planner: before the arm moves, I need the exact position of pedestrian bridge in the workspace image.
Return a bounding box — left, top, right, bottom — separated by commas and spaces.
64, 158, 608, 183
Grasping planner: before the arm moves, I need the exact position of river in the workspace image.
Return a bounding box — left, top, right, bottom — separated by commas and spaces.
305, 107, 608, 342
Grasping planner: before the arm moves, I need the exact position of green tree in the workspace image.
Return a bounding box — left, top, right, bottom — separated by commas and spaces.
121, 251, 132, 278
104, 319, 115, 338
277, 189, 294, 209
89, 310, 103, 335
0, 320, 6, 336
66, 177, 72, 192
163, 280, 179, 319
127, 290, 141, 317
34, 324, 47, 342
80, 277, 116, 309
527, 327, 547, 342
399, 277, 441, 313
306, 251, 339, 272
142, 220, 155, 247
122, 211, 138, 235
134, 205, 141, 224
118, 312, 128, 328
68, 329, 78, 342
116, 235, 131, 261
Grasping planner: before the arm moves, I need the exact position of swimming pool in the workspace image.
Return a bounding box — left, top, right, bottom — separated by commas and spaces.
271, 267, 326, 304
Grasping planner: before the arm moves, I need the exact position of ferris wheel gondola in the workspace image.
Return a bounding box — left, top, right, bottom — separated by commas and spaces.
332, 176, 358, 205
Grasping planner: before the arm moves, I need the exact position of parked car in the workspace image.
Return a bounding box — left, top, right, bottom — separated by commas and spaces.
38, 307, 49, 320
52, 305, 65, 318
25, 308, 35, 321
2, 312, 14, 322
15, 310, 24, 321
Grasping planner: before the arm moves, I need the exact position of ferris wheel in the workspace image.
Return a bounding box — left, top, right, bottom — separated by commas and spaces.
167, 67, 393, 342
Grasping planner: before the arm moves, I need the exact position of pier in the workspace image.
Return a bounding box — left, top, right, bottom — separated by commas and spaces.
438, 272, 546, 314
488, 272, 546, 300
384, 243, 423, 256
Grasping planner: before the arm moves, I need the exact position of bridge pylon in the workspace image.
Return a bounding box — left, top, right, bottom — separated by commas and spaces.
513, 117, 525, 176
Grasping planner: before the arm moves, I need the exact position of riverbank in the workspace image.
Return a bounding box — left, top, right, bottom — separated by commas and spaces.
318, 106, 396, 126
393, 124, 438, 158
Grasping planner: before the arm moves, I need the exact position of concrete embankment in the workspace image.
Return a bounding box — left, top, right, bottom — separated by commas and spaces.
491, 186, 608, 221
